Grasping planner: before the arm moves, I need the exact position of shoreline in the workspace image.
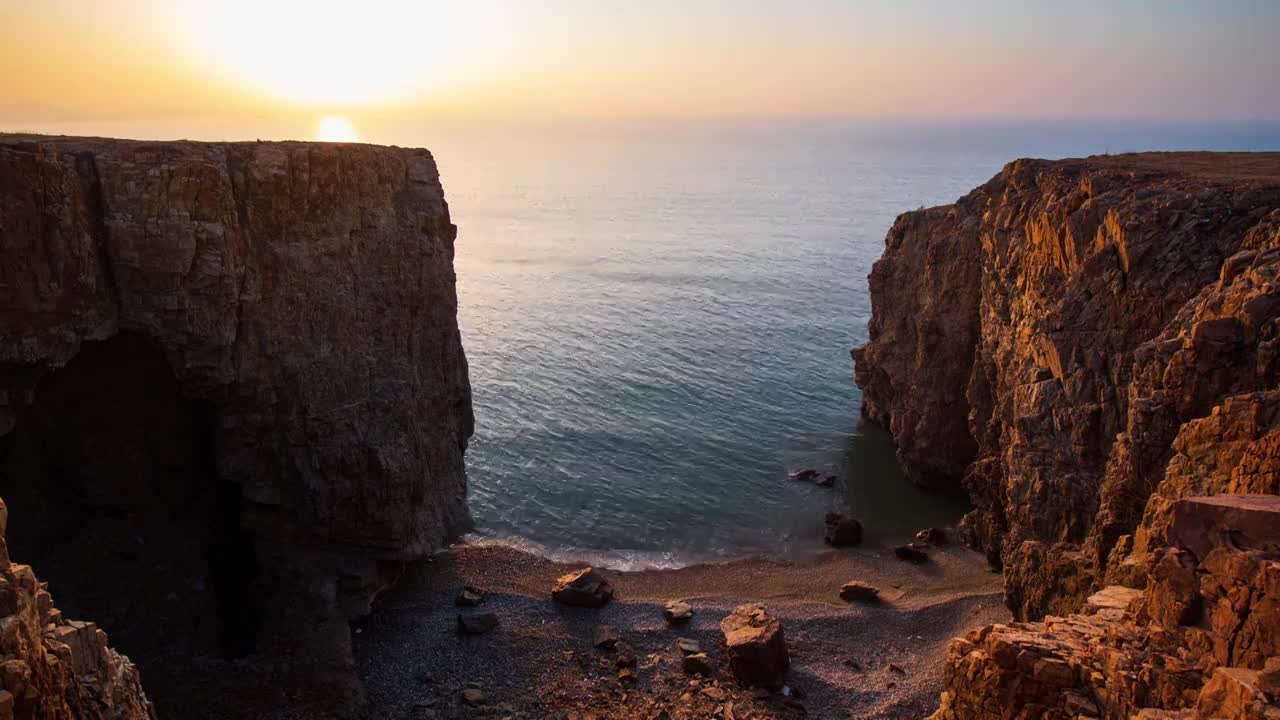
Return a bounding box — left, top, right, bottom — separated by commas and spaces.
353, 540, 1008, 719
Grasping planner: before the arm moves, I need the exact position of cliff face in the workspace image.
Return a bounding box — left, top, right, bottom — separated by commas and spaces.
855, 152, 1280, 618
0, 135, 473, 708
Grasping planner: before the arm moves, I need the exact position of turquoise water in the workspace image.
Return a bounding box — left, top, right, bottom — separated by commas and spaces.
420, 120, 1280, 567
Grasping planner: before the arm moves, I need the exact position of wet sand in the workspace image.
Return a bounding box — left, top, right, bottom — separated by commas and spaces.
354, 539, 1008, 719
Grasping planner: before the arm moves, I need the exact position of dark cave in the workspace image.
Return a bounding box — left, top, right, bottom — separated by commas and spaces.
0, 332, 260, 659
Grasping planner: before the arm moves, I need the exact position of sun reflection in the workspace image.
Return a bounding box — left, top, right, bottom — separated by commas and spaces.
315, 116, 359, 142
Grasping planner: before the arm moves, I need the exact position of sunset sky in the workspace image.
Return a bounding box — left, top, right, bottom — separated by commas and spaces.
2, 0, 1277, 143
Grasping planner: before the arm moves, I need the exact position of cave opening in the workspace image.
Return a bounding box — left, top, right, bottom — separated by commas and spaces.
0, 332, 260, 660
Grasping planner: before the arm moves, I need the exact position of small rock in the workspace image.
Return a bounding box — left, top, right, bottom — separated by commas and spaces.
887, 663, 906, 675
843, 659, 862, 671
720, 603, 789, 688
462, 687, 485, 706
700, 686, 726, 701
915, 527, 948, 545
787, 468, 820, 482
676, 638, 702, 654
893, 543, 929, 563
663, 600, 694, 624
824, 513, 863, 547
551, 567, 614, 608
617, 667, 636, 682
457, 612, 499, 635
816, 474, 836, 487
593, 625, 620, 649
455, 585, 485, 607
614, 641, 637, 667
839, 581, 879, 603
682, 653, 713, 676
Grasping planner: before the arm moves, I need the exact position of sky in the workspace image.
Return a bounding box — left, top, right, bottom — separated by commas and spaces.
1, 0, 1277, 142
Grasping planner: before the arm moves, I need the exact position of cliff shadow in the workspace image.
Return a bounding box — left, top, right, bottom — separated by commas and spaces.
0, 332, 260, 660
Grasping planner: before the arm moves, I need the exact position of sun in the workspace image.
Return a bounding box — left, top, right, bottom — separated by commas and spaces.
187, 1, 503, 106
316, 116, 359, 143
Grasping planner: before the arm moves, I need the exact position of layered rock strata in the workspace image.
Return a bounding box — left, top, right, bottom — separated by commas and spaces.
0, 498, 154, 719
0, 135, 473, 707
855, 152, 1280, 615
926, 495, 1280, 719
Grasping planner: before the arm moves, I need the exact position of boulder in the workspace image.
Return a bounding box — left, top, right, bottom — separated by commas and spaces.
824, 513, 863, 547
614, 641, 637, 668
720, 603, 789, 688
915, 527, 948, 545
663, 600, 693, 624
682, 653, 713, 676
455, 586, 485, 607
676, 638, 701, 654
839, 581, 879, 603
593, 625, 620, 649
1197, 667, 1276, 720
551, 567, 614, 608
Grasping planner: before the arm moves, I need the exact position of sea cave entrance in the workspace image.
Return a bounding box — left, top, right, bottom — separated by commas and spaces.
0, 332, 259, 659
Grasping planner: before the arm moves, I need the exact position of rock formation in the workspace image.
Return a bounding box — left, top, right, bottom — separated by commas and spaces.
0, 498, 154, 719
926, 495, 1280, 719
0, 135, 473, 709
856, 152, 1280, 614
857, 152, 1280, 717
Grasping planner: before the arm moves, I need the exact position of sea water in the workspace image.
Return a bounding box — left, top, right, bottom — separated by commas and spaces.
418, 119, 1280, 568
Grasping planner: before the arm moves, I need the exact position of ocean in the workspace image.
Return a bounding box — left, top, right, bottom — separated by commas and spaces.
420, 119, 1280, 568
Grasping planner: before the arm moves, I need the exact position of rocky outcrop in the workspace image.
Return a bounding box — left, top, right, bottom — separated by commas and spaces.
855, 152, 1280, 614
926, 495, 1280, 719
0, 499, 154, 719
0, 135, 473, 708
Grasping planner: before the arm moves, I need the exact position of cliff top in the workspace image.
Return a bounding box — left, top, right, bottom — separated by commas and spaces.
1005, 151, 1280, 184
0, 132, 430, 155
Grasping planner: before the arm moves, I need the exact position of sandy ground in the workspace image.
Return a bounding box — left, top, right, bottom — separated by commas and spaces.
352, 539, 1008, 720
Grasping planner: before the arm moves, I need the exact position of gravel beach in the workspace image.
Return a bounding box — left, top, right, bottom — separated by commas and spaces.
353, 540, 1007, 719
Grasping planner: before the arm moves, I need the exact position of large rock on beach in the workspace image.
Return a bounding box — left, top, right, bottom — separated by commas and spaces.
719, 603, 789, 688
551, 567, 614, 608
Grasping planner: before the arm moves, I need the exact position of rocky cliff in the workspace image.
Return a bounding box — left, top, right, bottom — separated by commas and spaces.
856, 152, 1280, 615
0, 135, 473, 711
857, 152, 1280, 717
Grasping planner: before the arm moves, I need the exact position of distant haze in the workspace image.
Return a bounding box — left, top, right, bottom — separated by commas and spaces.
2, 1, 1277, 144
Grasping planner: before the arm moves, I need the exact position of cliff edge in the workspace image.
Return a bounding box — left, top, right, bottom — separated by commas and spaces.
856, 151, 1280, 616
0, 135, 473, 712
857, 152, 1280, 717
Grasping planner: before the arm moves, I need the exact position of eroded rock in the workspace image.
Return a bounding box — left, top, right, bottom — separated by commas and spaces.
720, 603, 789, 688
552, 567, 614, 608
855, 153, 1280, 617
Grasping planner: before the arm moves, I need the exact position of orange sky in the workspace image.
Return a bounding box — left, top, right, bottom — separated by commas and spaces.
2, 1, 1277, 143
